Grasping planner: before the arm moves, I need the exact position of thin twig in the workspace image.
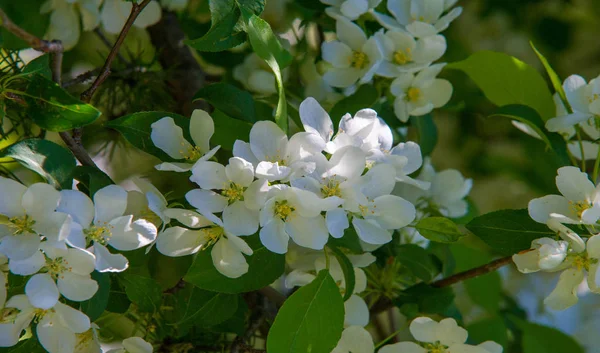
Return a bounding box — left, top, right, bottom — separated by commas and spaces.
0, 9, 62, 53
431, 255, 513, 288
80, 0, 152, 103
93, 28, 130, 65
62, 68, 102, 88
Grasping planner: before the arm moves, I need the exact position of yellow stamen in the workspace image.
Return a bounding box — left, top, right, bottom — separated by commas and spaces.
84, 225, 112, 245
424, 342, 448, 353
351, 51, 369, 69
274, 200, 294, 221
393, 48, 412, 65
200, 226, 224, 249
222, 182, 245, 204
46, 257, 71, 280
569, 200, 592, 219
407, 87, 422, 102
321, 179, 342, 198
8, 215, 36, 235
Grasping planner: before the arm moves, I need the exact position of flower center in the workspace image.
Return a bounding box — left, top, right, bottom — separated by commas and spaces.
393, 48, 412, 65
358, 199, 377, 217
588, 93, 600, 103
407, 87, 422, 102
0, 307, 19, 323
351, 51, 369, 69
46, 257, 70, 279
84, 225, 112, 245
321, 179, 342, 198
274, 200, 295, 221
569, 200, 592, 219
184, 144, 203, 162
33, 308, 53, 323
572, 254, 597, 271
8, 215, 36, 235
222, 182, 245, 203
424, 342, 448, 353
200, 226, 224, 248
139, 207, 162, 226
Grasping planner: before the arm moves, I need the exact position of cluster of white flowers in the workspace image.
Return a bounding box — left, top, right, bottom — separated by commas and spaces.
40, 0, 190, 50
333, 316, 502, 353
515, 166, 600, 310
0, 177, 159, 352
150, 97, 427, 278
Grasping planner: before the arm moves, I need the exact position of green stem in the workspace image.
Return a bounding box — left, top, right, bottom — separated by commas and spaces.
593, 145, 600, 182
374, 322, 410, 349
575, 126, 586, 171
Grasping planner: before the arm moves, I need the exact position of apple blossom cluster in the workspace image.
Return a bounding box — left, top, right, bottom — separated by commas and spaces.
333, 316, 502, 353
40, 0, 189, 50
0, 177, 159, 353
149, 97, 449, 279
514, 166, 600, 311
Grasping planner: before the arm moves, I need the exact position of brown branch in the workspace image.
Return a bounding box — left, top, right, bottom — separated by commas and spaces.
80, 0, 152, 103
93, 28, 129, 65
0, 9, 62, 53
370, 254, 517, 314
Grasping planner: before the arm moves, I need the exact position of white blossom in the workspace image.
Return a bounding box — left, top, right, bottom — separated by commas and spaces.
100, 0, 161, 34
233, 54, 280, 95
106, 337, 154, 353
0, 295, 91, 353
321, 18, 383, 88
151, 110, 220, 172
320, 0, 382, 20
0, 179, 71, 260
332, 326, 374, 353
390, 63, 453, 122
40, 0, 102, 50
373, 0, 463, 38
57, 185, 157, 273
375, 30, 447, 76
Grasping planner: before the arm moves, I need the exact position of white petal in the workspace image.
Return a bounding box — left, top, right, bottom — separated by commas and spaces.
22, 183, 60, 218
322, 41, 353, 68
372, 195, 416, 229
299, 97, 334, 143
336, 326, 374, 353
93, 185, 127, 224
249, 121, 288, 162
285, 215, 329, 250
133, 0, 161, 28
37, 316, 77, 353
326, 209, 349, 238
409, 317, 439, 343
359, 164, 397, 198
244, 179, 271, 211
478, 341, 504, 353
211, 237, 249, 278
340, 0, 369, 19
563, 75, 589, 113
54, 301, 91, 333
189, 109, 214, 153
544, 268, 584, 310
0, 234, 40, 260
424, 79, 453, 108
150, 116, 193, 160
0, 177, 26, 217
390, 141, 423, 174
326, 146, 367, 179
352, 218, 392, 244
162, 208, 213, 228
512, 250, 541, 274
101, 0, 129, 34
190, 161, 227, 190
156, 226, 208, 257
107, 216, 157, 251
186, 189, 228, 214
226, 157, 255, 187
255, 161, 292, 181
8, 251, 45, 275
57, 190, 94, 226
223, 202, 259, 236
259, 219, 289, 254
65, 247, 96, 275
25, 273, 59, 309
57, 273, 98, 302
406, 21, 438, 38
122, 337, 153, 353
555, 166, 596, 202
323, 67, 361, 88
336, 18, 367, 50
379, 342, 425, 353
155, 162, 194, 172
528, 195, 573, 224
435, 318, 468, 345
93, 243, 129, 272
233, 140, 259, 166
285, 270, 316, 288
344, 295, 369, 327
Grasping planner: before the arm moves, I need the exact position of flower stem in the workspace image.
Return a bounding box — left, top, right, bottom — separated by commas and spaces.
592, 145, 600, 182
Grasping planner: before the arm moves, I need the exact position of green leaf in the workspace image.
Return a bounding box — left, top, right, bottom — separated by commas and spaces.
410, 114, 437, 156
241, 10, 292, 132
71, 166, 114, 197
211, 296, 248, 335
0, 139, 76, 189
511, 317, 584, 353
415, 217, 464, 243
467, 316, 508, 350
2, 337, 47, 353
22, 54, 51, 79
530, 42, 571, 112
447, 51, 555, 120
328, 85, 379, 128
394, 283, 455, 315
450, 245, 502, 313
119, 274, 162, 313
326, 227, 364, 254
184, 234, 285, 293
395, 244, 440, 282
79, 272, 110, 321
174, 286, 239, 327
193, 82, 256, 122
185, 5, 247, 52
105, 276, 131, 313
148, 250, 192, 291
490, 104, 570, 166
328, 246, 355, 301
267, 270, 344, 353
211, 109, 253, 150
24, 74, 101, 131
0, 0, 49, 50
466, 209, 554, 256
106, 111, 192, 161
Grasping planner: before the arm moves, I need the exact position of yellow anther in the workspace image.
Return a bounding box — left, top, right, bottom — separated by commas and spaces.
351, 51, 369, 69
184, 145, 203, 162
200, 226, 224, 249
424, 342, 448, 353
84, 225, 112, 245
572, 255, 593, 271
33, 308, 53, 323
393, 48, 412, 65
407, 87, 422, 102
274, 200, 295, 221
321, 179, 342, 198
222, 182, 245, 203
8, 215, 36, 235
569, 200, 592, 219
46, 257, 70, 279
0, 308, 19, 323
